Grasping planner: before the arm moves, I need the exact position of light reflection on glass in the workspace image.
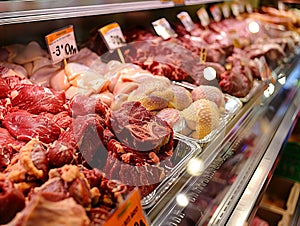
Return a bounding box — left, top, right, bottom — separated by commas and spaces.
278, 76, 286, 85
264, 83, 275, 98
176, 193, 189, 207
248, 21, 260, 34
186, 157, 204, 176
203, 67, 216, 81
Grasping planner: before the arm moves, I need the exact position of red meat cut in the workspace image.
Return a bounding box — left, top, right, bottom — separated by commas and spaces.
11, 84, 66, 115
3, 110, 61, 144
110, 101, 173, 152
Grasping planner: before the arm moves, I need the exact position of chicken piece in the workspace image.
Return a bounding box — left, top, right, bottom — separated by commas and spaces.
127, 76, 173, 111
169, 85, 193, 110
50, 69, 71, 91
191, 85, 225, 112
181, 99, 220, 139
156, 108, 186, 132
12, 41, 48, 65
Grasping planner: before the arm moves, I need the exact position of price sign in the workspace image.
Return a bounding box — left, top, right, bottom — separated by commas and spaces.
104, 188, 149, 226
177, 11, 194, 32
278, 1, 286, 11
45, 25, 78, 64
99, 22, 126, 51
200, 47, 207, 63
231, 3, 240, 17
246, 3, 253, 13
197, 7, 210, 27
152, 18, 177, 40
173, 0, 185, 5
221, 3, 231, 18
210, 5, 222, 22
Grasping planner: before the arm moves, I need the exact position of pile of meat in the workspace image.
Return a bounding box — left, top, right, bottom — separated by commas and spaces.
0, 65, 174, 225
83, 7, 300, 98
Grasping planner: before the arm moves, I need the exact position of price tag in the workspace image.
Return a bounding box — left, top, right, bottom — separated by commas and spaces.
177, 11, 194, 32
246, 3, 253, 14
173, 0, 185, 5
45, 25, 78, 64
278, 1, 286, 11
200, 47, 207, 63
99, 22, 126, 51
239, 2, 245, 13
210, 5, 222, 22
197, 7, 210, 27
231, 3, 240, 17
104, 188, 149, 226
152, 18, 177, 40
221, 3, 231, 18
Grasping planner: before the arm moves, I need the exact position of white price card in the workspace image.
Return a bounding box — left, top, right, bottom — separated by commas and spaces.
45, 25, 78, 64
210, 5, 222, 22
231, 3, 240, 17
278, 1, 286, 11
246, 3, 253, 13
177, 11, 194, 32
152, 18, 177, 40
197, 7, 210, 27
98, 22, 126, 51
221, 3, 231, 18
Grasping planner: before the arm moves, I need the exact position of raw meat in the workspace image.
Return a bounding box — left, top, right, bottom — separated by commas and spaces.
0, 178, 25, 224
191, 85, 225, 110
0, 76, 10, 98
110, 101, 173, 152
219, 53, 253, 98
3, 110, 61, 144
181, 99, 220, 139
7, 194, 90, 226
11, 84, 66, 115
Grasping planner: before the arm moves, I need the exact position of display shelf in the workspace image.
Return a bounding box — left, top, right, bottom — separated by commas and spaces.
0, 1, 299, 226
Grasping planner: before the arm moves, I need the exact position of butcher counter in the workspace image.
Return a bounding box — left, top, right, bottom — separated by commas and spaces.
1, 0, 300, 225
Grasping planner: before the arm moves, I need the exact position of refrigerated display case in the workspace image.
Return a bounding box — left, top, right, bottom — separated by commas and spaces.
1, 0, 300, 225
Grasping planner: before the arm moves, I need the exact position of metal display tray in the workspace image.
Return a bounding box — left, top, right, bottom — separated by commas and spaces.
141, 138, 200, 209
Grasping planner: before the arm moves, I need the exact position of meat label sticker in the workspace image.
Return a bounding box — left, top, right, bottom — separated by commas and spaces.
152, 18, 177, 40
45, 25, 78, 64
197, 7, 210, 27
221, 3, 230, 18
210, 5, 222, 22
177, 11, 194, 32
104, 188, 149, 226
99, 22, 126, 51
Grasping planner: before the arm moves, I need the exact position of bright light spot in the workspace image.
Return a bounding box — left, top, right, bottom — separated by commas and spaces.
264, 83, 275, 98
176, 193, 189, 207
186, 158, 204, 176
248, 21, 260, 34
203, 67, 216, 81
278, 76, 286, 85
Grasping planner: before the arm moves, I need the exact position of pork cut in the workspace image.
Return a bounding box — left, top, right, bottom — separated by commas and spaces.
11, 84, 66, 115
3, 110, 61, 144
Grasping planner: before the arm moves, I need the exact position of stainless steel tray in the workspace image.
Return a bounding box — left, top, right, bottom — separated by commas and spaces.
141, 138, 200, 209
